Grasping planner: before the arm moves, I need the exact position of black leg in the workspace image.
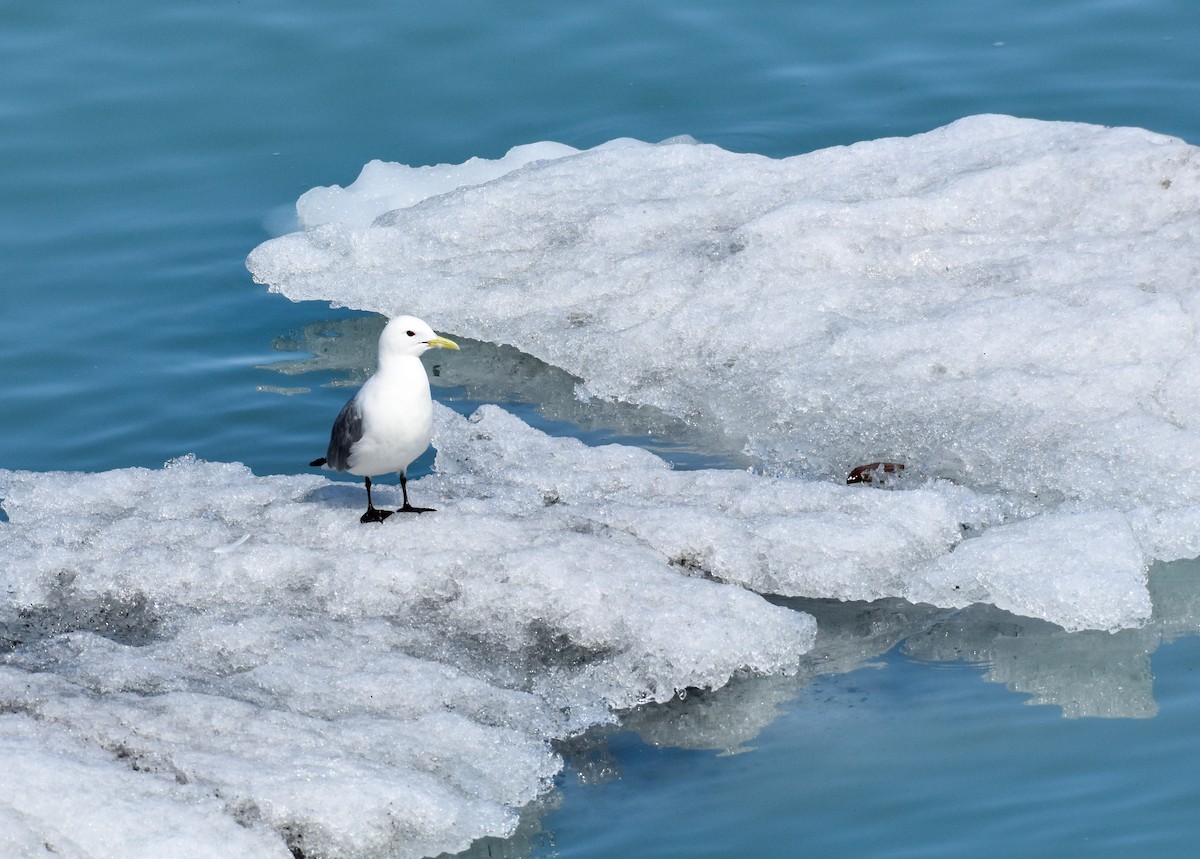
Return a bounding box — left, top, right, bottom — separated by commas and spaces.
360, 475, 394, 523
398, 471, 434, 514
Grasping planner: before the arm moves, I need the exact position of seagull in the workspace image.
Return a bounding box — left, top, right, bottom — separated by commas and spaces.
310, 315, 459, 523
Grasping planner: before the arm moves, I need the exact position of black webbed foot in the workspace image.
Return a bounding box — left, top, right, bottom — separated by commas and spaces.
360, 507, 395, 524
398, 504, 435, 514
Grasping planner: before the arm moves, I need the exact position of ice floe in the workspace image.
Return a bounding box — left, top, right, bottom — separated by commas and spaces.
0, 438, 813, 859
7, 403, 1189, 856
249, 113, 1200, 633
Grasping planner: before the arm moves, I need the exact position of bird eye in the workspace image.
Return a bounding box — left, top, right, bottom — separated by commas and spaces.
406, 330, 415, 337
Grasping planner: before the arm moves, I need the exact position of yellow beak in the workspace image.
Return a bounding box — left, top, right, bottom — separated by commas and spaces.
425, 335, 460, 351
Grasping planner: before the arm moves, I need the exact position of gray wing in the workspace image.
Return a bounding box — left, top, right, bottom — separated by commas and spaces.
324, 394, 364, 471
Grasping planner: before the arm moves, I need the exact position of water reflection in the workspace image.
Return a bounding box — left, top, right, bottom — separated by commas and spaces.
438, 559, 1200, 859
629, 557, 1200, 762
262, 315, 754, 470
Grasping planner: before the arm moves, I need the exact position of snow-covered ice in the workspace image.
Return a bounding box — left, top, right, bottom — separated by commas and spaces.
6, 405, 1194, 856
434, 404, 1149, 632
251, 117, 1200, 512
0, 437, 814, 858
249, 113, 1200, 628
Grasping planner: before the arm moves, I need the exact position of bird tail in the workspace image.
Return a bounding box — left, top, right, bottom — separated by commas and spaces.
310, 457, 327, 467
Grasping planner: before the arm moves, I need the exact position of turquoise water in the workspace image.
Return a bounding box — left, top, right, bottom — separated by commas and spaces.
551, 641, 1200, 858
4, 0, 1199, 476
531, 569, 1200, 858
4, 1, 1200, 856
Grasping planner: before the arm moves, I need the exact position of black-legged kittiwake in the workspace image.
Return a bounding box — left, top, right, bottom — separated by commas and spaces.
310, 315, 459, 522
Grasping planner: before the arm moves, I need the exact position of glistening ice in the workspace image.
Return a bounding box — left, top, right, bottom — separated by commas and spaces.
250, 114, 1200, 630
0, 427, 813, 858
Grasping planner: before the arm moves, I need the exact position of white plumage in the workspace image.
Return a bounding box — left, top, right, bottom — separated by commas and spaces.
311, 315, 459, 522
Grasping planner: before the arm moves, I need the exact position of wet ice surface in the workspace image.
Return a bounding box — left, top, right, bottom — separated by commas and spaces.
252, 117, 1200, 509
250, 114, 1200, 630
6, 116, 1200, 858
0, 431, 813, 859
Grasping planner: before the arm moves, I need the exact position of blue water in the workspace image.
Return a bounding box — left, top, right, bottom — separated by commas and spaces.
546, 637, 1200, 859
4, 1, 1200, 856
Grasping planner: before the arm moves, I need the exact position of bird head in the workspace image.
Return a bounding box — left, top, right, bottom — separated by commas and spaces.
378, 315, 460, 364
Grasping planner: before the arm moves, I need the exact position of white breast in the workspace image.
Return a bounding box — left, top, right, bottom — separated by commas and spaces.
345, 359, 434, 477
